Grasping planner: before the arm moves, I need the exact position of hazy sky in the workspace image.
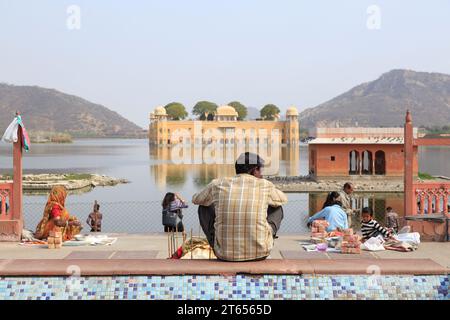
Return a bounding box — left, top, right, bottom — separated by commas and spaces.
1, 0, 450, 127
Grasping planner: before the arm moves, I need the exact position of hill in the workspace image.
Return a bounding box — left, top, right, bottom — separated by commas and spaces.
246, 107, 260, 120
0, 84, 144, 138
299, 69, 450, 129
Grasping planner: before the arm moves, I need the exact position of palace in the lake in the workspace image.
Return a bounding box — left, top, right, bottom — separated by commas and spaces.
149, 105, 300, 146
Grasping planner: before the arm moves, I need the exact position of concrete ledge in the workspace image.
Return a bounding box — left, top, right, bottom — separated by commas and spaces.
309, 259, 448, 275
0, 259, 447, 277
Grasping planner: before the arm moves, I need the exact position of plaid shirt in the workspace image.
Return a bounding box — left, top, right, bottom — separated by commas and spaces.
192, 174, 287, 261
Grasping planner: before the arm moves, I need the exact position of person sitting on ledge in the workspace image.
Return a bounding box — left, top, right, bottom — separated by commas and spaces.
361, 206, 393, 242
307, 191, 348, 232
35, 186, 82, 241
192, 152, 287, 262
162, 192, 188, 233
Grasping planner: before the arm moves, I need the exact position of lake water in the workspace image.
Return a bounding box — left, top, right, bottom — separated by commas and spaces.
1, 139, 449, 233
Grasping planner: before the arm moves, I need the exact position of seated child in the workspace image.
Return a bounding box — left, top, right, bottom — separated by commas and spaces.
385, 207, 399, 233
86, 201, 102, 232
361, 207, 393, 241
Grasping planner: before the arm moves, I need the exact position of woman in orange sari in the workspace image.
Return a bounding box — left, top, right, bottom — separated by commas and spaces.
35, 186, 82, 241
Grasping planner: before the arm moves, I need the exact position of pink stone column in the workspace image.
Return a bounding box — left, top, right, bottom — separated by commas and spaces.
443, 192, 448, 215
0, 125, 23, 241
404, 110, 414, 216
13, 127, 23, 223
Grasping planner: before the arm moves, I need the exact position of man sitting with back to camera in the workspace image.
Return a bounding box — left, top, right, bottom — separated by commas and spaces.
192, 152, 287, 262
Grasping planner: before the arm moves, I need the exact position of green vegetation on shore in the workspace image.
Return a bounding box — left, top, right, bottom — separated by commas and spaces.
418, 172, 437, 180
0, 173, 94, 181
63, 174, 93, 180
424, 125, 450, 135
29, 131, 73, 143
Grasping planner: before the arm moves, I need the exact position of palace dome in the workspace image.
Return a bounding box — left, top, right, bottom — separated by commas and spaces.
216, 105, 238, 117
286, 106, 299, 116
154, 106, 167, 116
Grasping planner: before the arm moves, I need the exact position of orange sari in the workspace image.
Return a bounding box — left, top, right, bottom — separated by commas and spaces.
35, 186, 82, 241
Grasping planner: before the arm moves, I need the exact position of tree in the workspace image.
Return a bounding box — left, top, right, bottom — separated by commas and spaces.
260, 104, 280, 120
228, 101, 247, 120
164, 102, 188, 120
192, 101, 218, 117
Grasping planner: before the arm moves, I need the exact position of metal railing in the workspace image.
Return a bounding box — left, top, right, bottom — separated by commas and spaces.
22, 197, 397, 235
23, 199, 311, 234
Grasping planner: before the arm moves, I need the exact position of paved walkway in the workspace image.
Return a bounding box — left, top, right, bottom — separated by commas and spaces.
0, 234, 448, 275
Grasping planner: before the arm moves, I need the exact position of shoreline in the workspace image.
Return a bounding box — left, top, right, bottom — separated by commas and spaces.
268, 176, 450, 193
0, 173, 129, 194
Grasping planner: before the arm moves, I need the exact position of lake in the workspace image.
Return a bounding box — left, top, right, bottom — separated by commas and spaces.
1, 139, 449, 233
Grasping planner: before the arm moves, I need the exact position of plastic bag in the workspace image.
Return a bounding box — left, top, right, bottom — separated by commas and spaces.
362, 235, 386, 251
394, 232, 420, 245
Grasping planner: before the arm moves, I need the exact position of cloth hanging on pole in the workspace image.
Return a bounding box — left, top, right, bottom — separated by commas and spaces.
1, 118, 19, 143
1, 115, 30, 151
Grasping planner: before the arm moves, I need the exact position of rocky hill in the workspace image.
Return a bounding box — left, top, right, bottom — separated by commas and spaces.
299, 69, 450, 129
0, 84, 144, 138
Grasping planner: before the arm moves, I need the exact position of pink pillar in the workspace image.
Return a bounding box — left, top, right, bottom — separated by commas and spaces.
420, 195, 425, 215
427, 194, 433, 214
443, 193, 448, 215
404, 110, 414, 216
13, 128, 23, 222
435, 193, 441, 214
0, 125, 23, 241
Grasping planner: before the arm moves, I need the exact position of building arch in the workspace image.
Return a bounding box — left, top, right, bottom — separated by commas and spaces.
349, 150, 360, 175
362, 150, 373, 175
375, 150, 386, 175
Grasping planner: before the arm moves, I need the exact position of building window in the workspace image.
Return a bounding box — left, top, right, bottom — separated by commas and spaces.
331, 156, 335, 161
362, 150, 373, 175
349, 150, 360, 175
375, 150, 386, 175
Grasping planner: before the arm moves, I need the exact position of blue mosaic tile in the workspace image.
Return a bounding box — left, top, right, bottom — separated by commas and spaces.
0, 274, 447, 300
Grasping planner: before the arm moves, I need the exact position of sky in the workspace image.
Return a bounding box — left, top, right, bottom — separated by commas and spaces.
1, 0, 450, 128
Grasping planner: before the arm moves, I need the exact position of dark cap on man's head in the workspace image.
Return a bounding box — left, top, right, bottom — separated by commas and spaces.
235, 152, 265, 174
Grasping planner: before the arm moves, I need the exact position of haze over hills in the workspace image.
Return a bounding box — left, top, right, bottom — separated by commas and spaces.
299, 69, 450, 129
0, 84, 144, 138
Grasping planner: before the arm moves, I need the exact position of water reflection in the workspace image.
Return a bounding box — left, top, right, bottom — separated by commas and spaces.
149, 145, 301, 189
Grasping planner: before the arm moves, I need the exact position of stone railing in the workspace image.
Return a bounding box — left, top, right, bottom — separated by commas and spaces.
413, 181, 450, 216
0, 183, 13, 219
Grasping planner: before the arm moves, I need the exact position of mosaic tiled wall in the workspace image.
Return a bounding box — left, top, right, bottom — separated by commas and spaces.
0, 274, 448, 300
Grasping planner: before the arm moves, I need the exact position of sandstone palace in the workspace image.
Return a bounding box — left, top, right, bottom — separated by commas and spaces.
149, 105, 300, 146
